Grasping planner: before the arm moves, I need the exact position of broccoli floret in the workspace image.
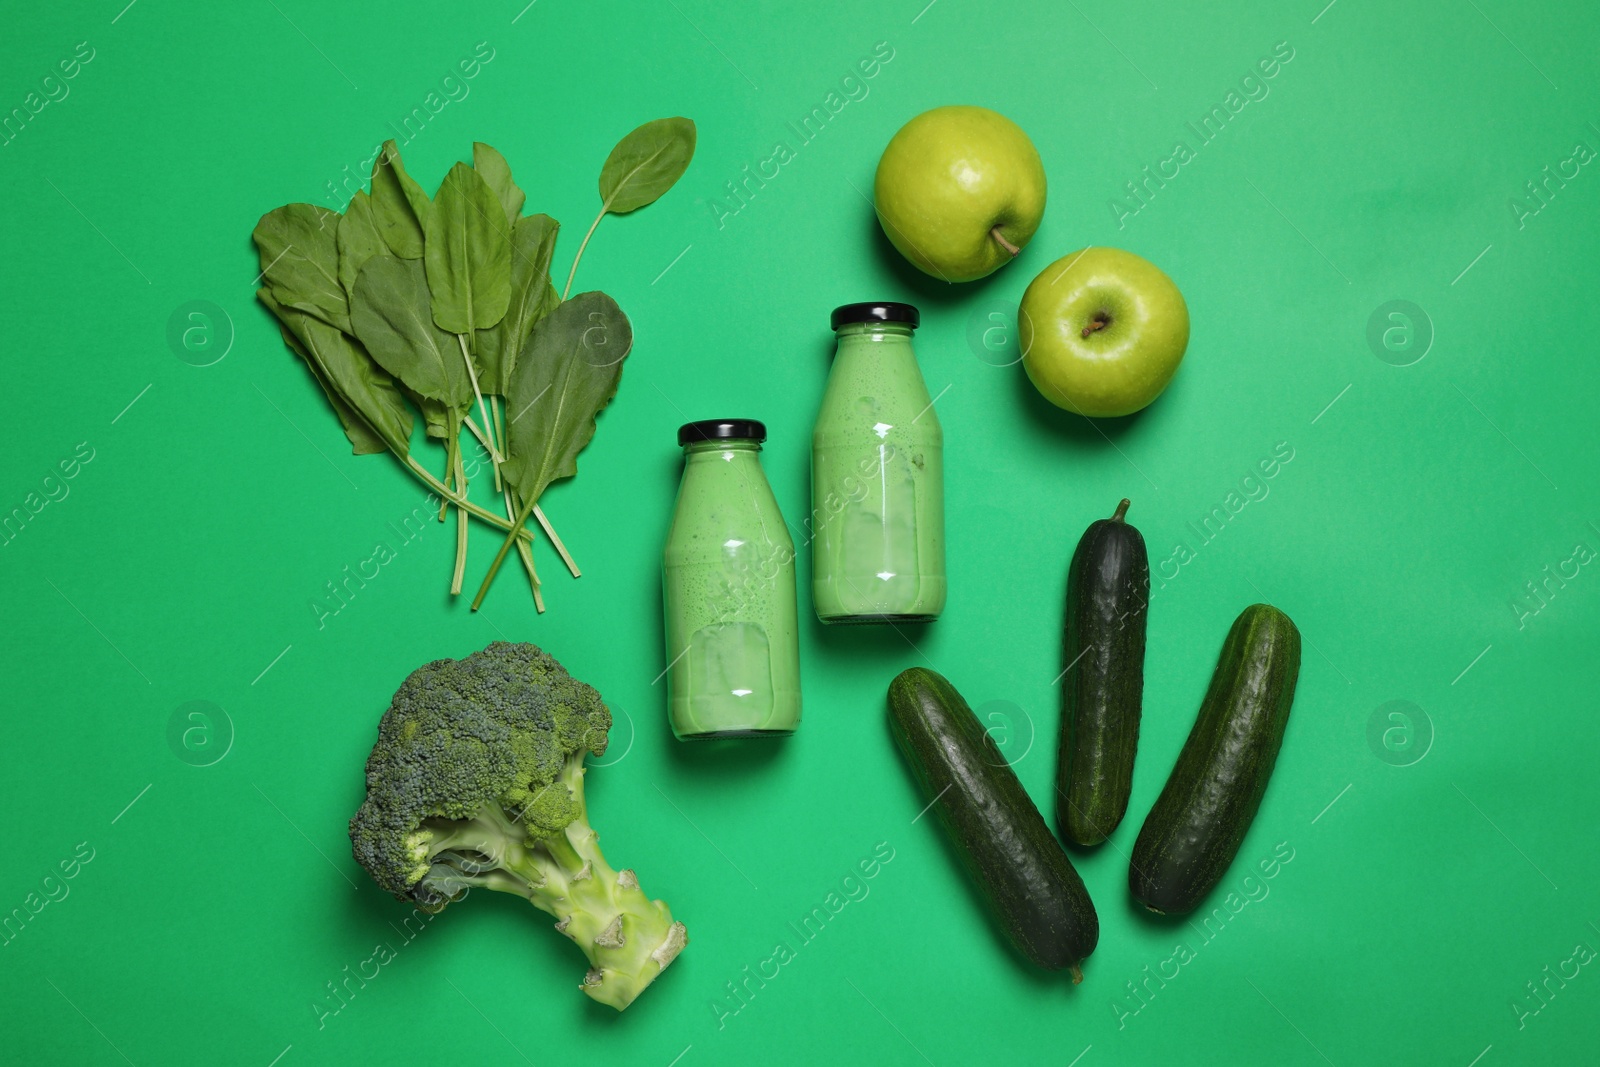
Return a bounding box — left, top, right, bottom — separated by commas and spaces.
349, 641, 686, 1010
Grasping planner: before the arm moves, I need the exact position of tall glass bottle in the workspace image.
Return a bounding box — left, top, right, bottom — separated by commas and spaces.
811, 302, 945, 623
662, 419, 801, 739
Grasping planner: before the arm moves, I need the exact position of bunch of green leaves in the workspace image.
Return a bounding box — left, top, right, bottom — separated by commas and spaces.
251, 119, 696, 611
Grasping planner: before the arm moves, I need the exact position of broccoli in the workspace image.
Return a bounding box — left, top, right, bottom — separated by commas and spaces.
349, 641, 686, 1010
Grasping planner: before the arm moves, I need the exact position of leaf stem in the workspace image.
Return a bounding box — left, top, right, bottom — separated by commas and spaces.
449, 424, 468, 595
488, 394, 505, 492
463, 414, 503, 481
401, 454, 535, 541
472, 493, 538, 610
504, 484, 545, 614
438, 449, 451, 521
457, 333, 502, 471
462, 417, 578, 579
519, 538, 545, 613
463, 414, 487, 448
562, 206, 607, 300
491, 397, 506, 490
532, 505, 580, 577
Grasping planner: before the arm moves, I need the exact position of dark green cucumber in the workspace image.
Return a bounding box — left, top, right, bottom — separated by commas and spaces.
1130, 603, 1301, 915
889, 667, 1098, 979
1057, 498, 1149, 847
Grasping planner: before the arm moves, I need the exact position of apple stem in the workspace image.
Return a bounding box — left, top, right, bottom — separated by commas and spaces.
1112, 498, 1130, 523
1081, 313, 1111, 339
989, 225, 1020, 257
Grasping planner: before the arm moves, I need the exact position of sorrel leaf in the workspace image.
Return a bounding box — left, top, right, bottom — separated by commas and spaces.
597, 117, 696, 214
369, 140, 429, 259
253, 204, 348, 332
476, 213, 560, 396
473, 142, 526, 226
501, 290, 632, 504
258, 288, 413, 456
338, 191, 388, 300
425, 162, 512, 334
349, 255, 472, 410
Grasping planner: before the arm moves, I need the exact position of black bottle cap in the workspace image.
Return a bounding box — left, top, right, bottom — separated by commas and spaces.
678, 419, 767, 446
830, 302, 920, 331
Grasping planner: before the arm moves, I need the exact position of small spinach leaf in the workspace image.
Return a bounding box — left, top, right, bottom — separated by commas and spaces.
598, 117, 697, 214
562, 118, 696, 297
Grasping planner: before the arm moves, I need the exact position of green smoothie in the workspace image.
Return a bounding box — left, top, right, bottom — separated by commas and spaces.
662, 420, 801, 739
811, 303, 945, 623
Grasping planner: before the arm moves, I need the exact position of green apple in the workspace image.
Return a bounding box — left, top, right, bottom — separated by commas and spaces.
1019, 248, 1189, 417
874, 106, 1046, 283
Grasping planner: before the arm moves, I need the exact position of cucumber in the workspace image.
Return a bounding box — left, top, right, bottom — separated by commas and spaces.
889, 667, 1098, 978
1057, 498, 1149, 846
1130, 603, 1301, 915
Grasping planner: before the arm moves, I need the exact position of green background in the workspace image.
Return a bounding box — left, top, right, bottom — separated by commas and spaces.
4, 0, 1597, 1063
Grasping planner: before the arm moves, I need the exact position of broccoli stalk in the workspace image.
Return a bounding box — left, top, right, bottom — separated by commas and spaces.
418, 755, 686, 1009
350, 641, 686, 1011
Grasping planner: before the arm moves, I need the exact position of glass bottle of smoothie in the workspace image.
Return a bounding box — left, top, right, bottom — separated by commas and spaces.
662, 419, 802, 739
811, 302, 945, 623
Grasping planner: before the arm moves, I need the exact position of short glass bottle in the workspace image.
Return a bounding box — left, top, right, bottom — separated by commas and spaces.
662, 419, 802, 739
